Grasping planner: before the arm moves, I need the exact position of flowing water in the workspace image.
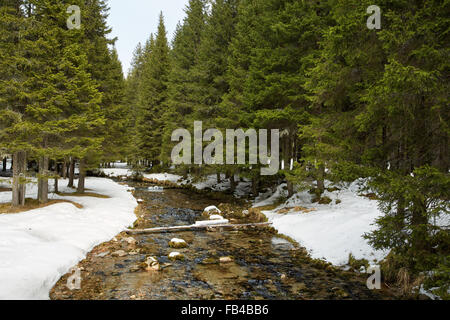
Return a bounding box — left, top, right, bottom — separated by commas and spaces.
50, 181, 390, 300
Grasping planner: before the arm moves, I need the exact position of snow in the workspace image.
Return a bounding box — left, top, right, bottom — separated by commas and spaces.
169, 238, 186, 244
255, 181, 388, 266
100, 164, 253, 198
209, 214, 224, 220
147, 186, 164, 192
144, 173, 182, 183
169, 252, 181, 258
253, 184, 288, 207
419, 285, 441, 300
194, 219, 229, 226
0, 177, 137, 300
100, 168, 132, 177
0, 158, 12, 171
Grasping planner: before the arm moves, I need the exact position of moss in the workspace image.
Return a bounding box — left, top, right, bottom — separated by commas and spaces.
335, 199, 342, 204
318, 196, 332, 204
274, 232, 300, 247
247, 207, 268, 222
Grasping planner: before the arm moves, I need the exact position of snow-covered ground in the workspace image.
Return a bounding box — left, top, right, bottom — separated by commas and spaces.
0, 158, 12, 171
253, 182, 387, 266
0, 177, 137, 300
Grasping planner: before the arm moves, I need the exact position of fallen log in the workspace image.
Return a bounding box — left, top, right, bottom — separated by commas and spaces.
126, 222, 273, 234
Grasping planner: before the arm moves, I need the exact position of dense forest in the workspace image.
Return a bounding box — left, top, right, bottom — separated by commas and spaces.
0, 0, 448, 297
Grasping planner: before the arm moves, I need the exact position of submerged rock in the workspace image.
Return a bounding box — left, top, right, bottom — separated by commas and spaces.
201, 257, 218, 265
95, 251, 110, 258
123, 237, 137, 245
145, 256, 160, 271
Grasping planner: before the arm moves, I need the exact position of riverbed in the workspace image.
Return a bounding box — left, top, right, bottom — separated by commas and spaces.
50, 181, 392, 300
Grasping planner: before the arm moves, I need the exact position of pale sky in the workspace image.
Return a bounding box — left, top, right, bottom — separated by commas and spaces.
107, 0, 190, 76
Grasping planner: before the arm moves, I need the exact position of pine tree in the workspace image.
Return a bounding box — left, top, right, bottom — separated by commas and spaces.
83, 0, 127, 166
31, 0, 103, 196
0, 0, 29, 206
161, 0, 206, 166
137, 13, 170, 166
124, 41, 148, 170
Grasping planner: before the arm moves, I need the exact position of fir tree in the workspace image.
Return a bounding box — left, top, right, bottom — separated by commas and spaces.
137, 13, 170, 166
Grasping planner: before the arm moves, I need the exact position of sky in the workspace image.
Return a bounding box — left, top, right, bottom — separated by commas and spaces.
106, 0, 190, 76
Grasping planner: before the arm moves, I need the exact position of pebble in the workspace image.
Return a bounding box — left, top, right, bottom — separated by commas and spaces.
219, 256, 233, 263
96, 251, 110, 258
112, 250, 127, 257
123, 237, 137, 245
145, 256, 160, 271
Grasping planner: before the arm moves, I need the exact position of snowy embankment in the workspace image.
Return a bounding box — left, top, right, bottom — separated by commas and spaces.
0, 177, 137, 300
100, 166, 251, 197
254, 182, 387, 266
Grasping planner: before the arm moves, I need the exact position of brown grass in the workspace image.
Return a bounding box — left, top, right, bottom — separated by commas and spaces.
55, 192, 110, 199
276, 206, 317, 214
0, 198, 83, 214
253, 204, 279, 211
360, 193, 379, 200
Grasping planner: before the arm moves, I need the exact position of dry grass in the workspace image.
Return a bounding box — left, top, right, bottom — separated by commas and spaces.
397, 267, 411, 295
276, 206, 317, 214
55, 192, 110, 199
0, 198, 83, 214
253, 204, 279, 211
360, 193, 379, 200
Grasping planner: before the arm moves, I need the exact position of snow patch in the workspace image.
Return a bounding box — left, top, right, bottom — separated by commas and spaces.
256, 182, 387, 266
0, 177, 137, 300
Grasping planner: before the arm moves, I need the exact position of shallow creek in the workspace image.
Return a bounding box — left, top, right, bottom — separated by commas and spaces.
50, 182, 390, 300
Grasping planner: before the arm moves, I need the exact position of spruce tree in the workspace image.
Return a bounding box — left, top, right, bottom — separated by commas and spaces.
0, 0, 29, 206
161, 0, 206, 166
137, 13, 170, 166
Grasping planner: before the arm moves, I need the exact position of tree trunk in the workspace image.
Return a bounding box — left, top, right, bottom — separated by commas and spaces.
217, 172, 221, 183
38, 156, 49, 204
68, 158, 75, 188
2, 157, 6, 172
12, 151, 26, 207
54, 176, 59, 194
77, 159, 86, 193
62, 160, 67, 179
252, 177, 259, 196
317, 163, 325, 194
411, 199, 428, 252
287, 181, 294, 197
230, 174, 237, 193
